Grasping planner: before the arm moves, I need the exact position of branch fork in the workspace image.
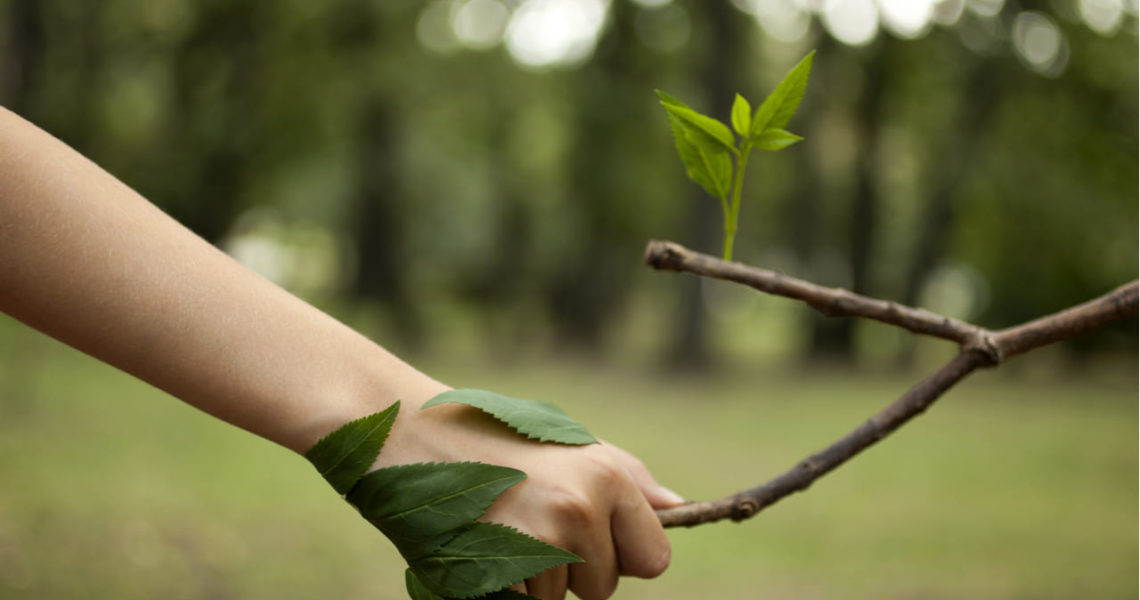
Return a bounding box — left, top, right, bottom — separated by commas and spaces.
644, 240, 1138, 528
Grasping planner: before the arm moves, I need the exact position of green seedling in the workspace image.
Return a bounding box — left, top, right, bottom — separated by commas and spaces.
657, 51, 814, 261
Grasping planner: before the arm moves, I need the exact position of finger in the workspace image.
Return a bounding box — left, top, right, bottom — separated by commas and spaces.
525, 564, 568, 600
565, 493, 619, 600
567, 540, 618, 600
605, 442, 686, 509
610, 478, 672, 579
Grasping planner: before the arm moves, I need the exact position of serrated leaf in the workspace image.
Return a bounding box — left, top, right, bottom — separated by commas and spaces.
470, 590, 541, 600
656, 91, 734, 200
731, 93, 751, 137
751, 51, 814, 139
409, 523, 581, 599
422, 389, 596, 445
406, 569, 445, 600
753, 128, 803, 151
304, 401, 399, 495
348, 462, 526, 547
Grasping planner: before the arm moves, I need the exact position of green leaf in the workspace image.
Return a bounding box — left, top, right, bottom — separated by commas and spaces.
751, 51, 814, 139
731, 93, 751, 137
654, 89, 687, 109
422, 389, 596, 445
656, 92, 736, 155
753, 128, 803, 151
471, 591, 541, 599
656, 91, 734, 200
304, 401, 399, 495
409, 523, 581, 599
406, 569, 445, 600
348, 462, 526, 547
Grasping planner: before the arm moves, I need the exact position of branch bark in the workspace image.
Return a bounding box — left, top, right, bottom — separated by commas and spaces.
644, 240, 1138, 528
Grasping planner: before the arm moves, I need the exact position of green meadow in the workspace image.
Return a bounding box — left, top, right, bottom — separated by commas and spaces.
0, 327, 1135, 599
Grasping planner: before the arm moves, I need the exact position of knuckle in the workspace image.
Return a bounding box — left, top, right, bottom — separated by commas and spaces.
550, 489, 596, 526
587, 453, 624, 486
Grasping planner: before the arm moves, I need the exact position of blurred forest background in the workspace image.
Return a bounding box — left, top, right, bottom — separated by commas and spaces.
1, 0, 1136, 366
0, 0, 1137, 599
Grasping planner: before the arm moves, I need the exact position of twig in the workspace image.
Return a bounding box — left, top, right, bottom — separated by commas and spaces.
644, 240, 996, 358
644, 240, 1138, 528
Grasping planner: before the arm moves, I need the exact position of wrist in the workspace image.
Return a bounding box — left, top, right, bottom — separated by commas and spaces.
282, 341, 449, 455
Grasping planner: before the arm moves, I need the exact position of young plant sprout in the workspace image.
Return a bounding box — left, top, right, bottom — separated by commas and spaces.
657, 51, 814, 262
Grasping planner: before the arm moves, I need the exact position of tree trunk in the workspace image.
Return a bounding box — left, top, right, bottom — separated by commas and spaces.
666, 0, 741, 371
2, 0, 45, 117
894, 56, 1005, 366
547, 1, 651, 352
352, 100, 422, 352
809, 39, 891, 362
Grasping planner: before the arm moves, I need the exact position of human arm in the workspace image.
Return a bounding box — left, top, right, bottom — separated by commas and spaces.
0, 106, 681, 599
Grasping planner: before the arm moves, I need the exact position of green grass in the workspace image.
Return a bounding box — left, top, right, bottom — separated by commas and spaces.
0, 327, 1135, 599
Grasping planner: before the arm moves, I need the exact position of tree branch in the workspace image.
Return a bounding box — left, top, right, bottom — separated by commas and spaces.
644, 240, 998, 360
644, 240, 1138, 528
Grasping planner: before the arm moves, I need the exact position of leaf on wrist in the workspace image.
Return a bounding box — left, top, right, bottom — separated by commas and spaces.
347, 462, 526, 545
406, 568, 445, 600
408, 522, 581, 599
304, 401, 400, 495
468, 590, 542, 599
422, 389, 597, 445
407, 566, 541, 600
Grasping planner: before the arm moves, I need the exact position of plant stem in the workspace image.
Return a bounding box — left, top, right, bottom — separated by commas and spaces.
722, 143, 752, 261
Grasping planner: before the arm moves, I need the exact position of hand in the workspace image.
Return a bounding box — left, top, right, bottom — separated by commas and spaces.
376, 388, 684, 600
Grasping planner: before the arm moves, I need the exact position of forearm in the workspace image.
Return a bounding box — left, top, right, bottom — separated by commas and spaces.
0, 106, 444, 452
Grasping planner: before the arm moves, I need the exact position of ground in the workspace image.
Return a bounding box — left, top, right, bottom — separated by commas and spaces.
0, 329, 1135, 599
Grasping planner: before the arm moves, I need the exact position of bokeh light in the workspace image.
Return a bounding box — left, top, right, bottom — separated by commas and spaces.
931, 0, 966, 26
735, 0, 813, 43
1080, 0, 1126, 35
504, 0, 610, 69
877, 0, 936, 39
417, 0, 463, 55
967, 0, 1005, 18
452, 0, 510, 50
822, 0, 880, 46
1012, 11, 1070, 77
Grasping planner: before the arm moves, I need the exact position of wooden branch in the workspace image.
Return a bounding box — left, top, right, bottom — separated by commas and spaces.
644, 240, 1138, 528
644, 240, 996, 359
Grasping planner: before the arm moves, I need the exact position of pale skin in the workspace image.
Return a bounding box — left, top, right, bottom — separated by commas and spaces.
0, 107, 682, 599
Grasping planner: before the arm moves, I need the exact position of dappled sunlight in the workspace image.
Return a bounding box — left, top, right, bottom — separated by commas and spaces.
968, 0, 1006, 18
1080, 0, 1130, 35
1012, 11, 1069, 77
452, 0, 511, 50
504, 0, 610, 69
931, 0, 966, 25
733, 0, 813, 43
416, 0, 463, 54
877, 0, 937, 38
415, 0, 1138, 68
821, 0, 880, 46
